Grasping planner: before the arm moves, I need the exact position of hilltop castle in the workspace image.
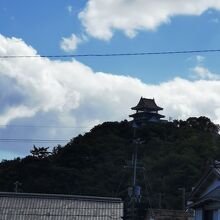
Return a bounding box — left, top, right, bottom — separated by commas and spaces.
129, 97, 165, 126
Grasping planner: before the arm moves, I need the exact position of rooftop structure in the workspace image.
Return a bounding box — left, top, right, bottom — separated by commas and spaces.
0, 192, 123, 220
129, 97, 165, 126
188, 160, 220, 220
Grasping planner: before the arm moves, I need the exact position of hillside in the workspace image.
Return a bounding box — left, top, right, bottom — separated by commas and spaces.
0, 116, 219, 209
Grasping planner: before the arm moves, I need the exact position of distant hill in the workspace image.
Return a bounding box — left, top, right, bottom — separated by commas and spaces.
0, 116, 219, 209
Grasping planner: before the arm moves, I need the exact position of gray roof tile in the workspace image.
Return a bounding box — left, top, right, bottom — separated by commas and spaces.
0, 192, 123, 220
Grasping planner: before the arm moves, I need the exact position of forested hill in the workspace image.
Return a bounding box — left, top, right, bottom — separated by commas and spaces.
0, 117, 220, 209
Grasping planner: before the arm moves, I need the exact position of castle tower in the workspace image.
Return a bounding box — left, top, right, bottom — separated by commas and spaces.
129, 97, 165, 126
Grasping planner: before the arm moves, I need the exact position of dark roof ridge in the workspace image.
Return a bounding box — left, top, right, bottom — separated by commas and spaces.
0, 192, 122, 202
131, 97, 163, 111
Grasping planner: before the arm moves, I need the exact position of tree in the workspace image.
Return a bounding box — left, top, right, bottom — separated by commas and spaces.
0, 117, 219, 209
30, 145, 51, 159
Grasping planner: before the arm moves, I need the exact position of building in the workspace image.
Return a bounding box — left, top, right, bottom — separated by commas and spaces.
0, 192, 123, 220
129, 97, 165, 126
188, 160, 220, 220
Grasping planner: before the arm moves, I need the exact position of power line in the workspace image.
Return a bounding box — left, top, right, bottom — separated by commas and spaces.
0, 138, 69, 143
0, 124, 89, 129
1, 49, 220, 59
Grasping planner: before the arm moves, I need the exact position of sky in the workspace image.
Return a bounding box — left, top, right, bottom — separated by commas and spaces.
1, 0, 220, 159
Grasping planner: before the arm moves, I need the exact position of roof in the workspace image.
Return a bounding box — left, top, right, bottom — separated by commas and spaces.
188, 160, 220, 208
203, 186, 220, 200
0, 192, 123, 220
0, 192, 122, 202
129, 112, 165, 118
131, 97, 163, 111
188, 187, 220, 208
189, 161, 220, 201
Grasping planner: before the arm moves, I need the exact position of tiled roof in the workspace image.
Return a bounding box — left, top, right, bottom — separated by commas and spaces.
131, 97, 163, 111
0, 192, 123, 220
202, 186, 220, 200
189, 160, 220, 201
188, 160, 220, 209
129, 112, 165, 118
188, 187, 220, 208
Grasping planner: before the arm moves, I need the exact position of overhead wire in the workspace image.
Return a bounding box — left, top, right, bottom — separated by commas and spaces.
1, 49, 220, 59
0, 124, 93, 143
0, 124, 90, 129
1, 49, 218, 146
0, 138, 69, 143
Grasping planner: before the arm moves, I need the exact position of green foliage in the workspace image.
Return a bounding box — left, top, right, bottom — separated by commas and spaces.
0, 117, 219, 210
30, 145, 51, 159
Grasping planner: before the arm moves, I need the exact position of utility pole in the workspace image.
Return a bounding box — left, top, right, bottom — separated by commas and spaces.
158, 193, 162, 209
130, 126, 144, 220
131, 137, 138, 220
178, 187, 186, 210
125, 124, 154, 220
131, 126, 137, 220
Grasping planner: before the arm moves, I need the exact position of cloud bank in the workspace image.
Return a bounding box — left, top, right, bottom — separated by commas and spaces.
1, 34, 220, 157
79, 0, 220, 40
1, 34, 220, 124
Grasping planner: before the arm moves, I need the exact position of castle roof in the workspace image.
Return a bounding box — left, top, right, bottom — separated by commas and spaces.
131, 97, 163, 111
129, 112, 165, 119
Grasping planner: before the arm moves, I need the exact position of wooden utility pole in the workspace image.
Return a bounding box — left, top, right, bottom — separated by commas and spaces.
130, 126, 145, 220
178, 187, 186, 210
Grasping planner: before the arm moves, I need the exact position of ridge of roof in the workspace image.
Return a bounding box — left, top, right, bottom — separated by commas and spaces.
0, 192, 122, 202
131, 97, 163, 110
129, 112, 165, 118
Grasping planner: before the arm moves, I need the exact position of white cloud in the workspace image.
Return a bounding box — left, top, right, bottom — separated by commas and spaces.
191, 66, 219, 80
0, 105, 37, 124
2, 34, 220, 124
211, 17, 219, 23
79, 0, 220, 40
67, 5, 73, 13
190, 56, 219, 80
196, 55, 205, 63
60, 34, 82, 52
2, 34, 220, 157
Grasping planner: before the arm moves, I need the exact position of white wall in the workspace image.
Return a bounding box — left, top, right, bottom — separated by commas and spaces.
217, 209, 220, 220
195, 209, 202, 220
214, 209, 218, 220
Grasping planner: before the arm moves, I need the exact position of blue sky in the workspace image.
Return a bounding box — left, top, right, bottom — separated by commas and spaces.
1, 0, 220, 82
1, 0, 220, 159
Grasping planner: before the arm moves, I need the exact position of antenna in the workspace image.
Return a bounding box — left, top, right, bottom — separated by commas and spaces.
14, 181, 22, 193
